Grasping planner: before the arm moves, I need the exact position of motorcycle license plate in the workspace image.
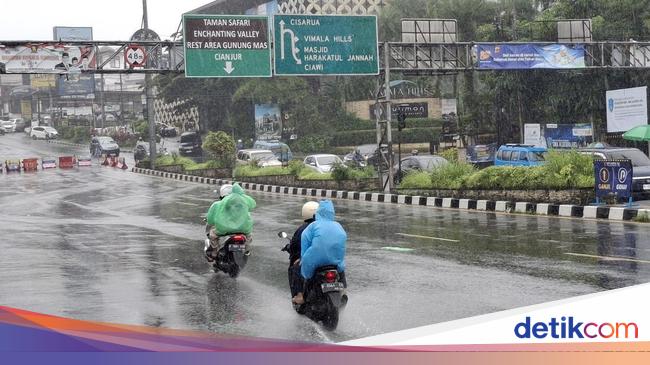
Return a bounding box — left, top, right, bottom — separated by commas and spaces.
321, 282, 344, 293
228, 244, 246, 252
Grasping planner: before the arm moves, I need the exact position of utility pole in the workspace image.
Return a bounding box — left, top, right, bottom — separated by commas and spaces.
143, 0, 157, 169
384, 42, 394, 191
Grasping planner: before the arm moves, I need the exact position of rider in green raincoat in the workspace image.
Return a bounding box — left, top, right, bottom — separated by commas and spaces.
205, 183, 256, 260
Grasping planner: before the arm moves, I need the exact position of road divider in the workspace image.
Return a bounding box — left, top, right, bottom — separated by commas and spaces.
131, 167, 650, 223
5, 160, 21, 173
58, 156, 76, 169
42, 158, 57, 169
22, 158, 39, 172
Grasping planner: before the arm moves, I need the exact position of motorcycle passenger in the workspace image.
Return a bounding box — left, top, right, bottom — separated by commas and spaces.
204, 183, 256, 262
293, 200, 347, 305
287, 201, 319, 300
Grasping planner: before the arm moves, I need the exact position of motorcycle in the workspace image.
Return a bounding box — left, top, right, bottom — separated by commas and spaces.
279, 232, 348, 330
204, 221, 249, 278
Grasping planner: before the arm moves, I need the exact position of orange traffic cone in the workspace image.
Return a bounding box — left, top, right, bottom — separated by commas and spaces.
120, 157, 128, 170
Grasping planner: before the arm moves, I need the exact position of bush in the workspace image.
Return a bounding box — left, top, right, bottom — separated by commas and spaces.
288, 160, 306, 175
299, 170, 332, 180
412, 150, 595, 190
439, 148, 458, 163
234, 165, 291, 178
430, 162, 476, 189
400, 171, 433, 189
330, 127, 439, 147
542, 150, 594, 189
331, 164, 375, 182
185, 160, 224, 171
155, 153, 197, 169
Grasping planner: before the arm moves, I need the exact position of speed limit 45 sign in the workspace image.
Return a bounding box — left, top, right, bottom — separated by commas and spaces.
125, 45, 147, 68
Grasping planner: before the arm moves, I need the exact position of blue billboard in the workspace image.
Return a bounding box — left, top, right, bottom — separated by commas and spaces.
477, 44, 586, 69
594, 160, 633, 199
56, 74, 95, 99
543, 123, 593, 149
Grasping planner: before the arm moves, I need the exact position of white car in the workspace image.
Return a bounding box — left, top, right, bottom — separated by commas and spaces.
304, 154, 343, 173
1, 120, 16, 133
30, 126, 58, 140
236, 149, 283, 167
43, 126, 59, 139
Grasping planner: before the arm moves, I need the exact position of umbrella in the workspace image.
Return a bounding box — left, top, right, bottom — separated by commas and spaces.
623, 125, 650, 141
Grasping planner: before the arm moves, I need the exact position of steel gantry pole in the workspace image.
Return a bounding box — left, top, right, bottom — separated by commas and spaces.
384, 42, 394, 191
143, 0, 157, 170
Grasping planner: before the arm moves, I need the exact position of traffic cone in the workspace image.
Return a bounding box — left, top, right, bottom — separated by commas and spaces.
120, 157, 128, 170
110, 156, 118, 167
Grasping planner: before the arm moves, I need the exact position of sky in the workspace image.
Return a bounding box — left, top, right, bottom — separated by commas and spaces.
0, 0, 212, 41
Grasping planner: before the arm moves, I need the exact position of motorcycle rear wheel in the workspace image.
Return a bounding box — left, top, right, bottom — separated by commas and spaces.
321, 297, 339, 331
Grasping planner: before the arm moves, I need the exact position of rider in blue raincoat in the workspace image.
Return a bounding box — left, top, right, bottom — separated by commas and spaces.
293, 200, 346, 304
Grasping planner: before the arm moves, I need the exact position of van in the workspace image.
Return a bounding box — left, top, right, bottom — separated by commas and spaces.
252, 140, 293, 162
495, 144, 548, 167
179, 132, 203, 157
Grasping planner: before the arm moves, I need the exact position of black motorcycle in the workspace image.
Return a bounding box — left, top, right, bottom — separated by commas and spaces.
204, 224, 249, 278
279, 232, 348, 330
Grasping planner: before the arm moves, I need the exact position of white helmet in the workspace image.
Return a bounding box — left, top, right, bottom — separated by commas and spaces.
219, 184, 233, 198
301, 201, 319, 220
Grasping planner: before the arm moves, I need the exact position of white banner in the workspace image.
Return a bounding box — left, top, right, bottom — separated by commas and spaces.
524, 123, 542, 146
0, 44, 97, 74
606, 86, 648, 133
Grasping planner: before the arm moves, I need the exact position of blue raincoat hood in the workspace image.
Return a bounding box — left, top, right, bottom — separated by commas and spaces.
300, 200, 347, 279
315, 200, 335, 221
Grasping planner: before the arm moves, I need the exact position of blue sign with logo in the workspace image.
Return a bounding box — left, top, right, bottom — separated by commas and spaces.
544, 123, 593, 149
594, 159, 633, 198
476, 44, 586, 69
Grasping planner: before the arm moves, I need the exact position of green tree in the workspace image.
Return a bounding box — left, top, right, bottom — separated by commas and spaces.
203, 131, 236, 167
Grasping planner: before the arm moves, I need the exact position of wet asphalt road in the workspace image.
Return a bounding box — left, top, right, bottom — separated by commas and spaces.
1, 132, 650, 343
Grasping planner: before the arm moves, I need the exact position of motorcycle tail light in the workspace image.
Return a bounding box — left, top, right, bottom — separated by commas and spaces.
232, 235, 246, 244
324, 271, 337, 283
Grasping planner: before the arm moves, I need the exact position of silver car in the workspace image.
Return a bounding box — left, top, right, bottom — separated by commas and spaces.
304, 154, 344, 174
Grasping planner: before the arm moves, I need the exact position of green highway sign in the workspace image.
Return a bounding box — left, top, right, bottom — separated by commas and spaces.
183, 14, 272, 78
273, 15, 379, 76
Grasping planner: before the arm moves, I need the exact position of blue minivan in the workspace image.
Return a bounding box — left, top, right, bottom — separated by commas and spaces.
253, 140, 293, 162
495, 144, 548, 167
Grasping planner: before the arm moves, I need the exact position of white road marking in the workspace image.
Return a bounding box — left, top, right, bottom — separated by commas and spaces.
564, 252, 650, 264
396, 233, 459, 243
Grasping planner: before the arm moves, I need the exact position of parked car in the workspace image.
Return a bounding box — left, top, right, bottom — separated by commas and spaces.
495, 144, 548, 167
253, 140, 293, 162
394, 155, 449, 183
579, 147, 650, 196
90, 136, 120, 157
236, 149, 283, 167
304, 154, 344, 174
42, 126, 58, 139
157, 123, 177, 138
30, 126, 58, 140
179, 131, 203, 156
2, 120, 16, 133
12, 118, 26, 132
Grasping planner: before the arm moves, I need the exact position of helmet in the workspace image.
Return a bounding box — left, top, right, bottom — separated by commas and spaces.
219, 184, 233, 198
301, 201, 319, 220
